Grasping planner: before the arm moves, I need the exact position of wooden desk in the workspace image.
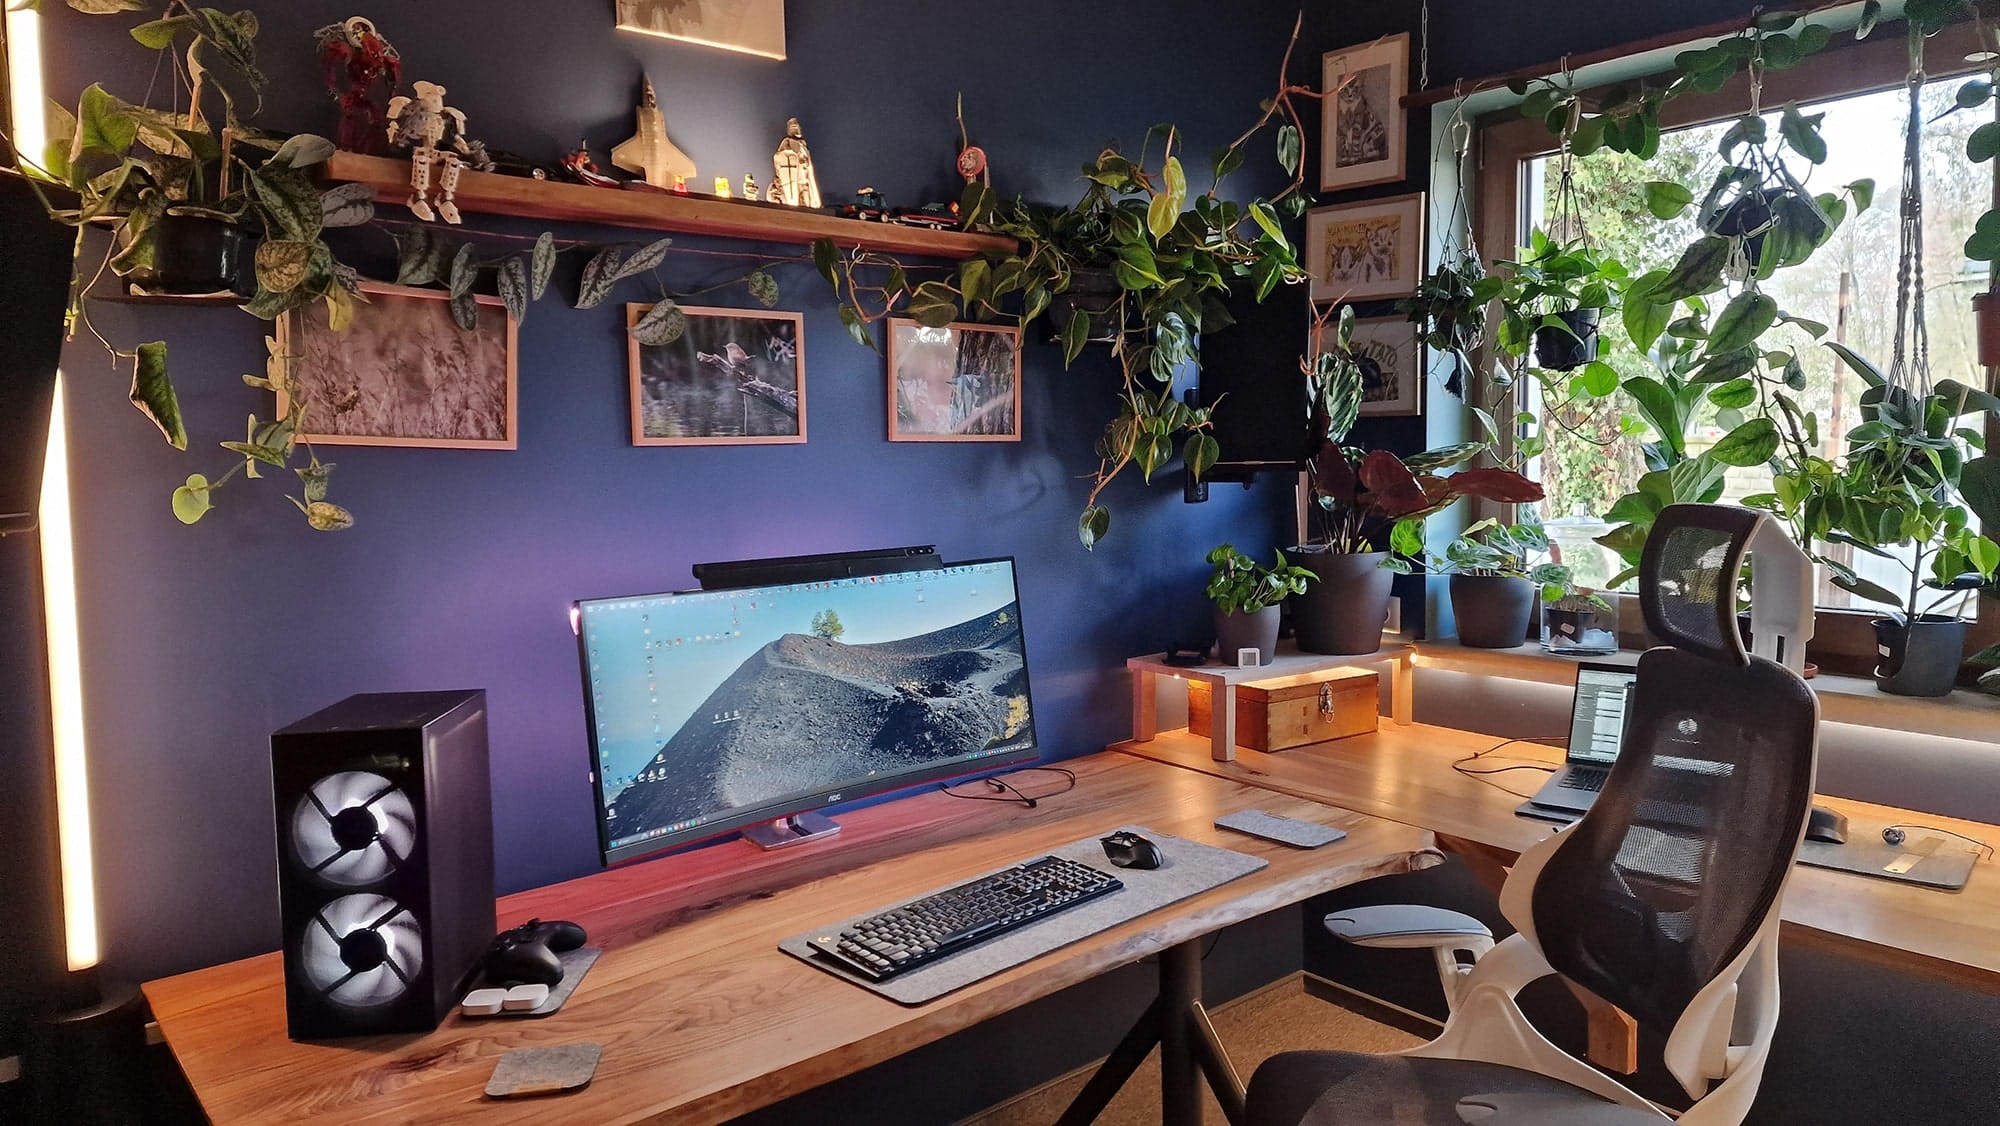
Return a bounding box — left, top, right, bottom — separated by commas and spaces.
143, 754, 1438, 1125
1113, 724, 2000, 984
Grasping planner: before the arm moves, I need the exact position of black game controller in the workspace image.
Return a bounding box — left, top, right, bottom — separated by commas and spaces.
482, 918, 588, 987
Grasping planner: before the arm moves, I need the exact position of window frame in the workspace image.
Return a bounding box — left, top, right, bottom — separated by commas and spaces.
1466, 19, 1998, 672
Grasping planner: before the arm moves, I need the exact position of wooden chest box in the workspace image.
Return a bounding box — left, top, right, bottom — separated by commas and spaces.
1188, 666, 1379, 752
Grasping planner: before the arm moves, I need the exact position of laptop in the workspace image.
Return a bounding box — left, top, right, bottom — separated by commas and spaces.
1525, 661, 1639, 816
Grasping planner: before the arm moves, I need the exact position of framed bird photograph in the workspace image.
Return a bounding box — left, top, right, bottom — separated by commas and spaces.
886, 319, 1023, 442
274, 281, 517, 450
627, 304, 806, 446
1320, 33, 1409, 193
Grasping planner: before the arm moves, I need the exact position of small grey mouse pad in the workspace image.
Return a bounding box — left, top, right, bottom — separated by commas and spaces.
1798, 824, 1980, 890
470, 947, 601, 1017
485, 1042, 602, 1098
779, 826, 1266, 1005
1216, 810, 1347, 848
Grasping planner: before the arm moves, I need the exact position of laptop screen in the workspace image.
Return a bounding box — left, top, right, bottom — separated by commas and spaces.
1568, 665, 1638, 766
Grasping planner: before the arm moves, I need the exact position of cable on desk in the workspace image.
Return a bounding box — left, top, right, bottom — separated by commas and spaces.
1450, 737, 1564, 799
938, 766, 1078, 809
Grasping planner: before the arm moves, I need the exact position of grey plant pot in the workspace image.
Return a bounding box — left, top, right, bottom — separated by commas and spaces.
1214, 604, 1281, 666
1290, 548, 1393, 656
1450, 574, 1535, 649
1872, 615, 1967, 697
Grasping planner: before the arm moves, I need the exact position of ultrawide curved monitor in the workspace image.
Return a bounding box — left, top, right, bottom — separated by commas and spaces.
575, 558, 1039, 865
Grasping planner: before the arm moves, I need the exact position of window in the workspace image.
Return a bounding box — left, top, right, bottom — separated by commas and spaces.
1476, 22, 1994, 616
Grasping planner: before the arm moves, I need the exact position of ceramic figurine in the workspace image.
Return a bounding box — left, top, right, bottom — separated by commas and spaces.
742, 173, 758, 199
314, 16, 402, 153
611, 77, 697, 189
764, 177, 782, 203
386, 81, 488, 223
714, 176, 732, 199
771, 117, 821, 209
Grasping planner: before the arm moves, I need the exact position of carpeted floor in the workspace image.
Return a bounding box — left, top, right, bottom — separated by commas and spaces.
961, 977, 1427, 1126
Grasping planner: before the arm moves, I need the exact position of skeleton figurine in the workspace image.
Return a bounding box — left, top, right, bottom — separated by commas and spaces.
771, 117, 821, 209
386, 81, 489, 224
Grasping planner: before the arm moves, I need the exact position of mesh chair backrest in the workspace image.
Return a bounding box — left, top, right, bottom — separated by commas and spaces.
1639, 505, 1757, 667
1532, 506, 1818, 1035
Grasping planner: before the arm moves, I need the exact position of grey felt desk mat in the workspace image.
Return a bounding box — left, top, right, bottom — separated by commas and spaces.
779, 826, 1267, 1005
1797, 822, 1979, 890
467, 947, 601, 1018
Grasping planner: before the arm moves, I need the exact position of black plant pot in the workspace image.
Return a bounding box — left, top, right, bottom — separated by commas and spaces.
1047, 265, 1122, 344
1290, 548, 1394, 655
1214, 605, 1281, 666
1532, 307, 1600, 372
1450, 575, 1535, 649
1872, 615, 1967, 697
124, 214, 257, 297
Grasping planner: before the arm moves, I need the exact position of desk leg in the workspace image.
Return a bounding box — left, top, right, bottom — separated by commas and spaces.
1209, 687, 1237, 763
1055, 938, 1246, 1126
1389, 650, 1414, 726
1133, 669, 1159, 742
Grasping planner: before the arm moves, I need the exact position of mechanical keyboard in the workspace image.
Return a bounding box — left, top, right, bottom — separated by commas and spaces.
808, 855, 1123, 980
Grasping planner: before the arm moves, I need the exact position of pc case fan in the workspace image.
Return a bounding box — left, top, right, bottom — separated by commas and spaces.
289, 770, 417, 887
299, 893, 426, 1008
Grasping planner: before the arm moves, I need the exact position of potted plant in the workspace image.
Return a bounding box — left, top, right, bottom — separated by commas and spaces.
1398, 248, 1502, 398
1538, 570, 1617, 655
1495, 229, 1625, 373
1426, 513, 1557, 649
1204, 544, 1314, 665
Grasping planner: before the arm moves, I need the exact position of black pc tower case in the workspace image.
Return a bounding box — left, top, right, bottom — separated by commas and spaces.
271, 691, 494, 1040
1197, 281, 1315, 479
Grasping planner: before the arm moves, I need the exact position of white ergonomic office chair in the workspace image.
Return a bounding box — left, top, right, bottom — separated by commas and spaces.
1246, 504, 1821, 1125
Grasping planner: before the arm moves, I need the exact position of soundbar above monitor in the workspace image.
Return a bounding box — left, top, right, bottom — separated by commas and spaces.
575, 558, 1039, 865
693, 545, 942, 590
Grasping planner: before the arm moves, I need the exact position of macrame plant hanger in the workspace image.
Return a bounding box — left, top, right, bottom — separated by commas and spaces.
1889, 33, 1932, 397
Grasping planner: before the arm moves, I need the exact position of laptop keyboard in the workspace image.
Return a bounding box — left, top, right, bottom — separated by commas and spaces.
1558, 767, 1609, 793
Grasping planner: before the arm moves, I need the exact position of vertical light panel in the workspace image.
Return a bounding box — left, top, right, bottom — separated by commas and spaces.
40, 379, 99, 973
5, 5, 48, 164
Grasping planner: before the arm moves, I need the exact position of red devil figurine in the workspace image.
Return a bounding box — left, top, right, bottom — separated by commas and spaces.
314, 16, 402, 153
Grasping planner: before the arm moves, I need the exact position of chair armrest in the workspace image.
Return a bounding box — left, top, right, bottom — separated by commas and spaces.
1323, 904, 1493, 949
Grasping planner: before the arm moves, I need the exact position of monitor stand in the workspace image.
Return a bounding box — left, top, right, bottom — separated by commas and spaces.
743, 811, 841, 850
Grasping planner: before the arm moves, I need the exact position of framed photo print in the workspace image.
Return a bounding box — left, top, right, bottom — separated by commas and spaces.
274, 281, 517, 449
1321, 33, 1408, 192
627, 304, 805, 446
1328, 314, 1423, 417
886, 319, 1023, 442
614, 0, 785, 60
1304, 193, 1425, 303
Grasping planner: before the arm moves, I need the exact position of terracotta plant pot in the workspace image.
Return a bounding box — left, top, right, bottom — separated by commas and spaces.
1974, 292, 2000, 369
1213, 605, 1281, 666
1532, 307, 1599, 372
1290, 548, 1394, 656
1450, 574, 1535, 649
1872, 614, 1967, 697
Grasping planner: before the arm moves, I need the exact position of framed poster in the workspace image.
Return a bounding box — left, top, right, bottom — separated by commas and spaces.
1321, 33, 1409, 192
614, 0, 786, 60
886, 319, 1023, 442
274, 282, 517, 450
1343, 315, 1424, 417
627, 304, 806, 446
1304, 193, 1425, 303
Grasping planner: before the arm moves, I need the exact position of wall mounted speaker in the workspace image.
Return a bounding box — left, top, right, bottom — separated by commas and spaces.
271, 691, 493, 1040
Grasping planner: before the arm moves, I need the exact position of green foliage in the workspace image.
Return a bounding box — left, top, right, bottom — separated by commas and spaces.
1427, 512, 1552, 578
1204, 545, 1315, 616
810, 609, 846, 641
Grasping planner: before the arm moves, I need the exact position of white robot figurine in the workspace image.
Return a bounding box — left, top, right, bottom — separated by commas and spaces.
385, 80, 488, 224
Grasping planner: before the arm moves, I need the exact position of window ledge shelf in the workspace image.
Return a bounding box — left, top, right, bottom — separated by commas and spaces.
1410, 641, 2000, 744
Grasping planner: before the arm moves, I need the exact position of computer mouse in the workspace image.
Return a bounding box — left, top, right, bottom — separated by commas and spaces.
1100, 831, 1163, 870
1805, 805, 1848, 845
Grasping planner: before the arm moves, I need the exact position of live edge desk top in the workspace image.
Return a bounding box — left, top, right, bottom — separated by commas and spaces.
1114, 723, 2000, 986
141, 754, 1437, 1126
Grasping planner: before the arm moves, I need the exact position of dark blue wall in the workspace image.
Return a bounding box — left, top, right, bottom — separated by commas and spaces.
41, 0, 1301, 982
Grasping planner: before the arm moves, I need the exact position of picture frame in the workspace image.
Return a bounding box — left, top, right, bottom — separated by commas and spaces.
1304, 192, 1425, 303
1320, 33, 1409, 193
627, 304, 806, 446
1333, 314, 1423, 418
274, 281, 517, 450
614, 0, 786, 60
885, 319, 1024, 443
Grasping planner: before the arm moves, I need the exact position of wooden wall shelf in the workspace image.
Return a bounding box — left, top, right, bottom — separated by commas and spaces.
326, 152, 1017, 259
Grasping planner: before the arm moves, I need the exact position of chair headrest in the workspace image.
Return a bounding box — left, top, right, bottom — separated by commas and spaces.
1639, 504, 1763, 667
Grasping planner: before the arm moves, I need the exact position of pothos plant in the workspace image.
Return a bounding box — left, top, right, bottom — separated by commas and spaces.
1204, 544, 1315, 616
814, 20, 1333, 549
